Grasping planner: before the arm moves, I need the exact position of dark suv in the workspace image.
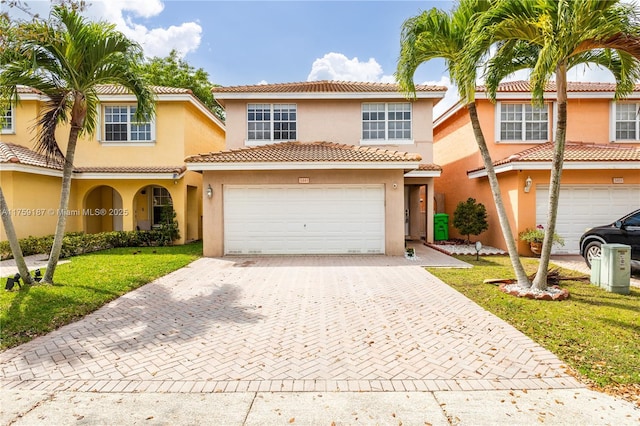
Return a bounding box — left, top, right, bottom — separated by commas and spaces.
579, 209, 640, 270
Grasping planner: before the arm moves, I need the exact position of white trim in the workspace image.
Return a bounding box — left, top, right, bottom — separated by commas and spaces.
609, 101, 616, 142
72, 172, 182, 180
468, 160, 640, 178
360, 139, 415, 146
404, 170, 441, 178
1, 163, 63, 177
99, 141, 156, 147
187, 161, 420, 171
99, 104, 156, 143
1, 104, 15, 134
214, 91, 446, 101
611, 101, 640, 142
494, 101, 551, 143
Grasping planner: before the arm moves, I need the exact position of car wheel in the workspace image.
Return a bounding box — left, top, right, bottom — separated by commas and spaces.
584, 241, 602, 268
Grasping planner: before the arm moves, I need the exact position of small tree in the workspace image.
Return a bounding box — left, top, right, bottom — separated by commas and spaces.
453, 198, 488, 244
158, 204, 180, 246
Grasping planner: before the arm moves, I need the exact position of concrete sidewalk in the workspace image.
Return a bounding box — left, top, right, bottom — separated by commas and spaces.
2, 388, 637, 425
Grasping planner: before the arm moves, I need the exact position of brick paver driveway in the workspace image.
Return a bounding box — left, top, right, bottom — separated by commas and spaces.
1, 256, 581, 393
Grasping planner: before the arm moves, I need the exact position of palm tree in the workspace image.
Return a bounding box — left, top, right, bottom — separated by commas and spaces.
0, 6, 154, 284
396, 0, 532, 287
469, 0, 640, 291
0, 188, 33, 286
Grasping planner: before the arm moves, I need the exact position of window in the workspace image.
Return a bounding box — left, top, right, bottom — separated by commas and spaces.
247, 103, 296, 142
152, 186, 172, 227
362, 103, 412, 143
103, 105, 153, 142
1, 105, 14, 133
498, 102, 549, 142
615, 103, 639, 141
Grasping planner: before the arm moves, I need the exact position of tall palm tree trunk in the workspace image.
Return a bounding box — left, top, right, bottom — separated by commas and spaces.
42, 125, 80, 284
468, 102, 531, 287
0, 187, 34, 285
533, 63, 568, 291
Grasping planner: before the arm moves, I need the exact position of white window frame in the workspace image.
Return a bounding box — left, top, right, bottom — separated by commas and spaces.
610, 101, 640, 142
99, 104, 155, 145
494, 101, 551, 143
246, 103, 297, 146
361, 102, 413, 145
1, 104, 15, 134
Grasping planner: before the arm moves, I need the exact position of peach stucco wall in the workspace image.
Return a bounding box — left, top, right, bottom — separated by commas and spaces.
223, 98, 436, 162
433, 96, 640, 253
201, 169, 406, 257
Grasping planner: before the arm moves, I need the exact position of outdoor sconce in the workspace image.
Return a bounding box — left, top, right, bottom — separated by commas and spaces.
206, 184, 213, 198
524, 176, 533, 193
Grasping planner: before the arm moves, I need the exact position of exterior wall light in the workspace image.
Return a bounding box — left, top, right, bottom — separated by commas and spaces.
524, 176, 533, 193
206, 184, 213, 198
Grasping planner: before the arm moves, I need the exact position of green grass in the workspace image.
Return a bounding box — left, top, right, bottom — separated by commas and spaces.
0, 242, 202, 350
427, 255, 640, 388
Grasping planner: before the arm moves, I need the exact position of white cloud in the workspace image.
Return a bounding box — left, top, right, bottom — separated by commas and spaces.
10, 1, 202, 59
83, 1, 202, 58
307, 53, 394, 82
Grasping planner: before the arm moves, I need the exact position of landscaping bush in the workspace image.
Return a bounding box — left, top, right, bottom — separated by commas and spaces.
453, 197, 489, 243
0, 229, 171, 260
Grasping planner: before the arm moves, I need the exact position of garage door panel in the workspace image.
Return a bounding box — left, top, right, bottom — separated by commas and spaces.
536, 185, 640, 254
224, 185, 385, 255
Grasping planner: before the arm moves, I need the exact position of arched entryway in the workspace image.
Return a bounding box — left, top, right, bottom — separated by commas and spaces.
84, 185, 124, 233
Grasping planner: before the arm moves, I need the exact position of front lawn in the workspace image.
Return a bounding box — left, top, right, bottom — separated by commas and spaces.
427, 255, 640, 404
0, 241, 202, 350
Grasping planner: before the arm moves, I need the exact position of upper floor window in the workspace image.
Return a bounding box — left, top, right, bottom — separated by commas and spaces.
497, 102, 549, 142
247, 103, 296, 143
362, 103, 412, 143
1, 105, 14, 134
102, 105, 153, 143
614, 102, 639, 141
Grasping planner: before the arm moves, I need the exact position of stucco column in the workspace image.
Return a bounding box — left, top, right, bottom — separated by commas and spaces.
202, 174, 223, 257
426, 181, 435, 243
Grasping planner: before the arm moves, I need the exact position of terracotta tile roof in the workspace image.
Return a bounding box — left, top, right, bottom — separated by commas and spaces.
16, 85, 43, 95
186, 142, 422, 163
470, 142, 640, 173
212, 80, 446, 94
419, 163, 442, 172
73, 165, 187, 174
0, 143, 186, 175
0, 143, 63, 170
477, 80, 640, 93
94, 85, 192, 95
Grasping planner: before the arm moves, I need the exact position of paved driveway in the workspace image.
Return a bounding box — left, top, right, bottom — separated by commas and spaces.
1, 255, 581, 393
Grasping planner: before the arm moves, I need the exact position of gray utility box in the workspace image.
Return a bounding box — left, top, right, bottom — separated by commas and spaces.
600, 243, 631, 295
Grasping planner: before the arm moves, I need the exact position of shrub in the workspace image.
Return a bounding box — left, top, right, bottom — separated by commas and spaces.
453, 197, 489, 244
0, 229, 174, 260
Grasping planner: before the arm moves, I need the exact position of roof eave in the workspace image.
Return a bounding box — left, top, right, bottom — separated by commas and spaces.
468, 160, 640, 178
212, 91, 446, 101
187, 161, 421, 171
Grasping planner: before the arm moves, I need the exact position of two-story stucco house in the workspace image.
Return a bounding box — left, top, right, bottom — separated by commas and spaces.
433, 81, 640, 255
1, 85, 225, 244
186, 81, 446, 257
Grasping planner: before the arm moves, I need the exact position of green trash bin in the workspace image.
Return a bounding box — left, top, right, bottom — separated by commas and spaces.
434, 213, 449, 241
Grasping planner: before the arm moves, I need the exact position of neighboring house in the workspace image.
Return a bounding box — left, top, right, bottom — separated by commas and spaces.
1, 85, 225, 244
433, 81, 640, 255
186, 80, 446, 256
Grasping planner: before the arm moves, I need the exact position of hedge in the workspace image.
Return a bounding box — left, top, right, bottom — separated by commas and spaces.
0, 230, 170, 260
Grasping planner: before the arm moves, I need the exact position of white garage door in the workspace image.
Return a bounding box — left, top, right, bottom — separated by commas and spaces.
536, 185, 640, 254
224, 185, 385, 255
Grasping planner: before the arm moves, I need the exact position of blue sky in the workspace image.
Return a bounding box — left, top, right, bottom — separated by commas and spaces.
8, 1, 451, 86
6, 1, 617, 116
